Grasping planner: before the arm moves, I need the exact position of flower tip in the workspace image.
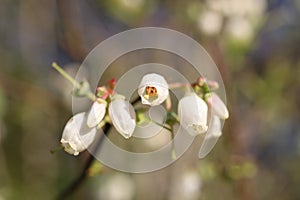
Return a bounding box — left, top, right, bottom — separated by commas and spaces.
123, 134, 131, 139
119, 130, 135, 139
218, 105, 229, 120
224, 110, 229, 119
207, 93, 229, 120
120, 127, 135, 139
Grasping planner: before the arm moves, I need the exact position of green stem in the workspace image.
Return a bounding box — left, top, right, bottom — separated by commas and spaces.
147, 118, 172, 132
52, 62, 96, 101
52, 62, 80, 88
50, 145, 63, 154
170, 125, 176, 160
146, 116, 176, 159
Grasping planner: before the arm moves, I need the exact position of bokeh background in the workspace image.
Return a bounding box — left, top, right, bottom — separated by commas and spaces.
1, 0, 300, 199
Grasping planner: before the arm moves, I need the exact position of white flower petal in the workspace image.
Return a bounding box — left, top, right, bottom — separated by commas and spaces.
138, 73, 169, 106
109, 99, 136, 139
61, 112, 97, 156
178, 94, 208, 136
207, 92, 229, 119
87, 100, 106, 128
206, 115, 222, 138
198, 115, 222, 159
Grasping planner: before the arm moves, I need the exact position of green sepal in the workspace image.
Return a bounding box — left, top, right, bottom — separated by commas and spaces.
73, 81, 91, 97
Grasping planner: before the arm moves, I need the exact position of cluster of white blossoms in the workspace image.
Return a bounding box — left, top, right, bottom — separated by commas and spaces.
60, 78, 137, 155
60, 73, 229, 156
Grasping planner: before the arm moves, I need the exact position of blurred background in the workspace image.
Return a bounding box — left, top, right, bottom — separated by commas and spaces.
0, 0, 300, 199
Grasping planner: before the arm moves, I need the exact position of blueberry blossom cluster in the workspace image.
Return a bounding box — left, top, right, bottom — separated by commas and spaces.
53, 63, 229, 157
60, 78, 137, 156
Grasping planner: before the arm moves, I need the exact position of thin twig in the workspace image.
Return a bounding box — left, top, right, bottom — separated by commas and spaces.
170, 125, 176, 160
56, 97, 140, 200
56, 123, 111, 200
148, 119, 172, 132
52, 62, 81, 88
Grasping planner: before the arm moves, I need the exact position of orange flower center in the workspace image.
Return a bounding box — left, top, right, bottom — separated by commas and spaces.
145, 86, 157, 97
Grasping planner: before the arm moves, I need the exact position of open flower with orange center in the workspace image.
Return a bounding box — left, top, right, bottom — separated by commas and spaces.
138, 73, 169, 106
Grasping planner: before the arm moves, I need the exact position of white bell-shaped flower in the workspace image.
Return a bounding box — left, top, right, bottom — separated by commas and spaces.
109, 99, 136, 139
198, 115, 223, 159
206, 115, 222, 138
178, 93, 208, 136
60, 112, 97, 156
206, 92, 229, 119
138, 73, 169, 106
87, 99, 106, 128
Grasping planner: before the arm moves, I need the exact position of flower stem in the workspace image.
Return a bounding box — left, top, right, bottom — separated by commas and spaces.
50, 145, 63, 154
147, 118, 172, 132
52, 62, 96, 101
145, 116, 176, 159
52, 62, 80, 88
170, 125, 176, 160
